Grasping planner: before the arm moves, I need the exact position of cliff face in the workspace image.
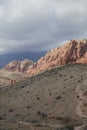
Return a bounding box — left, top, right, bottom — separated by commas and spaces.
4, 39, 87, 75
27, 39, 87, 75
4, 59, 33, 72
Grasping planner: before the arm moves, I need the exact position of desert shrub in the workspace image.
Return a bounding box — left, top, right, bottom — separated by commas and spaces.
37, 111, 47, 118
0, 116, 3, 120
70, 76, 73, 78
37, 97, 40, 100
73, 89, 75, 91
26, 106, 30, 109
21, 85, 25, 88
41, 112, 47, 117
62, 92, 65, 95
83, 90, 87, 96
37, 111, 41, 115
49, 92, 52, 96
15, 113, 20, 117
64, 79, 67, 81
55, 96, 62, 100
78, 80, 81, 83
77, 95, 79, 98
83, 102, 87, 107
9, 109, 14, 113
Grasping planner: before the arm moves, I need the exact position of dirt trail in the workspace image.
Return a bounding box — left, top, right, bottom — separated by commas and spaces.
75, 83, 87, 130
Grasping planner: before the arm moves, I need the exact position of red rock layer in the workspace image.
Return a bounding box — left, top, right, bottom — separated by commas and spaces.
27, 39, 87, 75
4, 59, 33, 72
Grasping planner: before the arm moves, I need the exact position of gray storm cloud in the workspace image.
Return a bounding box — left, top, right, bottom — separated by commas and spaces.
0, 0, 87, 53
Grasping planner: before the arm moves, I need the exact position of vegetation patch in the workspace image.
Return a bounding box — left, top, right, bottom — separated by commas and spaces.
55, 96, 62, 100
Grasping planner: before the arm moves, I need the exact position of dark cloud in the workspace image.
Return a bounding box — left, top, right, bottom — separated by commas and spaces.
0, 0, 87, 53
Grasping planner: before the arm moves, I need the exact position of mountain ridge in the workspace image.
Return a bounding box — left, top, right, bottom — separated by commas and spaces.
0, 51, 46, 67
4, 59, 33, 72
27, 39, 87, 75
4, 39, 87, 75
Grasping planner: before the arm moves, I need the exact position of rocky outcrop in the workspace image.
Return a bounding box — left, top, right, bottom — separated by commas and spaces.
4, 59, 33, 72
27, 39, 87, 75
4, 39, 87, 75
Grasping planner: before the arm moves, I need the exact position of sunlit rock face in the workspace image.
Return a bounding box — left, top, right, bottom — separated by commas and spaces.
27, 39, 87, 75
4, 59, 33, 72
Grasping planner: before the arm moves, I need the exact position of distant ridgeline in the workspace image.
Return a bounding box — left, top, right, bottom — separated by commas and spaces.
0, 51, 46, 67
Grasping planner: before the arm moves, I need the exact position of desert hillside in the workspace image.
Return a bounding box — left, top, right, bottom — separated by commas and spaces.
0, 64, 87, 130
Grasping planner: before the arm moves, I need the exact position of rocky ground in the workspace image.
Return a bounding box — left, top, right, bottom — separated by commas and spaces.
0, 64, 87, 130
75, 80, 87, 130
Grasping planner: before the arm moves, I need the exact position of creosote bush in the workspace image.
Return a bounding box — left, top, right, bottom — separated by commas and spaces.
55, 96, 62, 100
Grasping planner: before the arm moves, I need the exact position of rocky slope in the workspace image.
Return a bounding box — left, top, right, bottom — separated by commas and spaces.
4, 59, 33, 72
0, 64, 87, 130
27, 39, 87, 75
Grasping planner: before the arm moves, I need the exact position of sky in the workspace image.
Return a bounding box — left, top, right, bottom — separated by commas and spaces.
0, 0, 87, 54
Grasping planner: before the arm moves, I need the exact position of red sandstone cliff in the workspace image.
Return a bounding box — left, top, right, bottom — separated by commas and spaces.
27, 39, 87, 75
4, 39, 87, 75
4, 59, 33, 72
